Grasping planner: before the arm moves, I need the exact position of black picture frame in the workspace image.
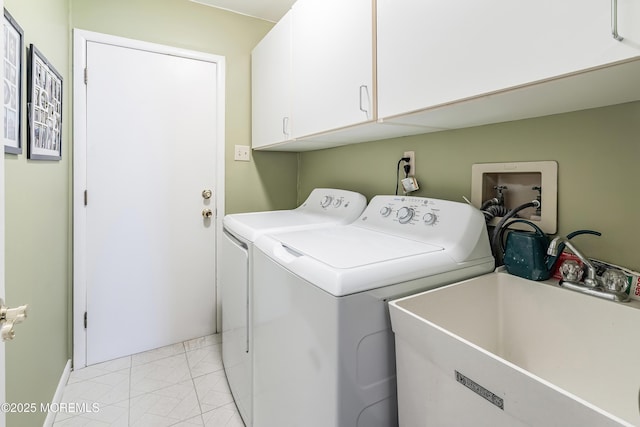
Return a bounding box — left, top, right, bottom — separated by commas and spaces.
27, 44, 62, 160
3, 8, 24, 154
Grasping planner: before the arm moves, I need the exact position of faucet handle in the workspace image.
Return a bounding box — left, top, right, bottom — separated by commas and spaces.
601, 269, 629, 293
560, 260, 584, 282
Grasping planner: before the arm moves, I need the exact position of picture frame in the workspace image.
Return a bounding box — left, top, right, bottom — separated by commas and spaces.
3, 8, 24, 154
27, 44, 62, 160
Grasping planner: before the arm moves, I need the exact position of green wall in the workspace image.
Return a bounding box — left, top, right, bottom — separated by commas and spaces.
299, 101, 640, 272
70, 0, 299, 214
4, 0, 71, 425
3, 1, 297, 425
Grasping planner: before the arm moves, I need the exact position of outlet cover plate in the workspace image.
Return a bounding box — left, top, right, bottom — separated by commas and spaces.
403, 151, 415, 177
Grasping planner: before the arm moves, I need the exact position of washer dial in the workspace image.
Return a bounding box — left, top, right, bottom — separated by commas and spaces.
379, 206, 392, 217
397, 207, 415, 224
423, 212, 438, 225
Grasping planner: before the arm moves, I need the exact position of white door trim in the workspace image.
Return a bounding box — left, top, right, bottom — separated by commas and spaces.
72, 29, 226, 368
1, 0, 6, 423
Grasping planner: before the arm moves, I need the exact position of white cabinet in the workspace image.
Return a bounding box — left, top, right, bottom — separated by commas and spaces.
253, 0, 640, 152
251, 0, 375, 149
377, 0, 640, 122
291, 0, 374, 138
251, 10, 292, 149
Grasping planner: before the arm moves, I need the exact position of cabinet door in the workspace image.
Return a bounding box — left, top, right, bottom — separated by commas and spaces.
291, 0, 374, 138
377, 0, 640, 120
252, 10, 292, 149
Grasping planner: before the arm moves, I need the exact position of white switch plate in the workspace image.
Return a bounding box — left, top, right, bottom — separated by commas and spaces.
234, 145, 251, 162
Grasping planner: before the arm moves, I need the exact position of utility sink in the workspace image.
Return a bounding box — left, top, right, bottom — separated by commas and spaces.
389, 271, 640, 427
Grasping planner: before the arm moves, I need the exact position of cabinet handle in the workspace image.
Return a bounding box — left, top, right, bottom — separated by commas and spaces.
359, 85, 371, 119
282, 116, 290, 137
612, 0, 624, 41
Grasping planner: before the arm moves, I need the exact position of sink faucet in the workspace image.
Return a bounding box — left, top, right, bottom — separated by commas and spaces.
547, 236, 599, 287
547, 235, 629, 302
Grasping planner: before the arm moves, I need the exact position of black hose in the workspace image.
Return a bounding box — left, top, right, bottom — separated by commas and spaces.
490, 200, 540, 265
480, 198, 499, 210
482, 205, 510, 222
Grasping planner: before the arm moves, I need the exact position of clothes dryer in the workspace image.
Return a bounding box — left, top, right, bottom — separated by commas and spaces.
252, 195, 494, 427
220, 188, 366, 426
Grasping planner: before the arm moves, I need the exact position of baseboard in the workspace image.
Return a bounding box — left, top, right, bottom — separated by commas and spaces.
42, 359, 71, 427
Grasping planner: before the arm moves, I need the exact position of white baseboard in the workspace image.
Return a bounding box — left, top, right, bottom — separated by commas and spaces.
42, 359, 71, 427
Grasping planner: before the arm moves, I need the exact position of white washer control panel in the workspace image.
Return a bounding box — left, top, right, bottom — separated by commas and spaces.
357, 195, 484, 244
372, 197, 441, 227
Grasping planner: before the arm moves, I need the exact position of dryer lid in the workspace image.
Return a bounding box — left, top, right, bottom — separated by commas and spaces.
273, 226, 443, 269
224, 211, 330, 242
225, 210, 328, 231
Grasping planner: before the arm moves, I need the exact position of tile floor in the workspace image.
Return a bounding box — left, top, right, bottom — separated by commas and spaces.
53, 334, 245, 426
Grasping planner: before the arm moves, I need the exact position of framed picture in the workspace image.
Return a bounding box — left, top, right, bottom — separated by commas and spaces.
3, 9, 23, 154
27, 44, 62, 160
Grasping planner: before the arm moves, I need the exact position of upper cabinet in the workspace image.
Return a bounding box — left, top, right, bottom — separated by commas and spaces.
377, 0, 640, 123
291, 0, 374, 138
252, 10, 293, 149
253, 0, 640, 151
252, 0, 375, 150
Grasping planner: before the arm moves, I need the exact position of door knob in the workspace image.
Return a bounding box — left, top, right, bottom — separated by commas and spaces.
202, 189, 212, 200
0, 298, 28, 341
202, 209, 213, 218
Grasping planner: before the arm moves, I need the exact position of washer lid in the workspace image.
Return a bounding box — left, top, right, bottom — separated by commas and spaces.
274, 226, 443, 269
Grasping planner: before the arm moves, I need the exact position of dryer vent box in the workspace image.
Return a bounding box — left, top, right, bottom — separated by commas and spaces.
471, 161, 558, 234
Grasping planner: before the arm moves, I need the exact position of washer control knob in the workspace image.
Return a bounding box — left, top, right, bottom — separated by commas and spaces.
333, 198, 343, 208
320, 196, 333, 208
397, 207, 415, 224
379, 206, 392, 217
423, 212, 438, 225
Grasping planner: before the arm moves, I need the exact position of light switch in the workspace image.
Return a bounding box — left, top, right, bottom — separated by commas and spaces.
234, 145, 251, 162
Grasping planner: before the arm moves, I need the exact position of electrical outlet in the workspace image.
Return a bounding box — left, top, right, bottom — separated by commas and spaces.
234, 145, 251, 162
403, 151, 415, 177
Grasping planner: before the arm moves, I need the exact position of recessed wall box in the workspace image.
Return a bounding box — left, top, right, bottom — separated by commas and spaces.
471, 161, 558, 234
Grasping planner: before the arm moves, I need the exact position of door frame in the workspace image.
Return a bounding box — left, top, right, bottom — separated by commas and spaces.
72, 29, 226, 368
1, 0, 6, 422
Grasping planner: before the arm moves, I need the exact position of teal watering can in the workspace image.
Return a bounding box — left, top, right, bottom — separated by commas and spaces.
498, 219, 600, 281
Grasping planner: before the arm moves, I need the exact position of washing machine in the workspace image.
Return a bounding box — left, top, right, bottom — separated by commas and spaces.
251, 195, 495, 427
220, 188, 366, 426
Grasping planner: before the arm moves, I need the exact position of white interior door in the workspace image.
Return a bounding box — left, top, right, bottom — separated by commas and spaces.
78, 36, 222, 365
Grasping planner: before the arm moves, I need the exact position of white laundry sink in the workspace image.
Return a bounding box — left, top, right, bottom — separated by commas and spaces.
389, 271, 640, 427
